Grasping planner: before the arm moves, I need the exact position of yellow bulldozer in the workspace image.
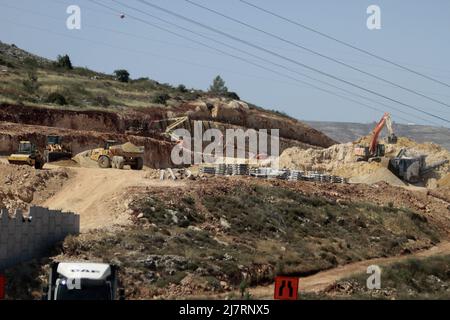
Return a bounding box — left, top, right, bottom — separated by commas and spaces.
8, 141, 45, 169
89, 140, 144, 170
44, 135, 72, 163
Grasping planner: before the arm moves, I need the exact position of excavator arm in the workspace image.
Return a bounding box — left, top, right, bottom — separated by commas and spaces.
164, 116, 189, 141
369, 113, 388, 154
369, 112, 397, 154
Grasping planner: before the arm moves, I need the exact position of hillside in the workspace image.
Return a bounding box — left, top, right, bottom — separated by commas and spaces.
2, 41, 450, 301
0, 40, 336, 164
306, 120, 450, 151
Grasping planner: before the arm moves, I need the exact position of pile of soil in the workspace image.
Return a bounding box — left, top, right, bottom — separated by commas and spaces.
279, 137, 449, 184
349, 168, 406, 187
72, 150, 98, 168
115, 142, 143, 153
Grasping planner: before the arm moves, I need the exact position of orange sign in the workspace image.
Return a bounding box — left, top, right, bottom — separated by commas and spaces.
274, 276, 298, 300
0, 274, 5, 300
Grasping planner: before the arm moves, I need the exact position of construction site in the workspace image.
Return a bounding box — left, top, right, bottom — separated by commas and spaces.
1, 90, 449, 300
0, 1, 450, 304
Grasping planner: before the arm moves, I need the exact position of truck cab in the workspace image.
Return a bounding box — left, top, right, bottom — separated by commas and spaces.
18, 141, 35, 154
44, 262, 124, 300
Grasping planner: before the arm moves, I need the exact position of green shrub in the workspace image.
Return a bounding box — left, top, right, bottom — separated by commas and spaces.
22, 71, 40, 94
55, 54, 73, 70
177, 84, 188, 93
152, 93, 170, 105
93, 95, 110, 107
114, 69, 130, 83
46, 92, 67, 105
224, 91, 240, 100
23, 57, 38, 68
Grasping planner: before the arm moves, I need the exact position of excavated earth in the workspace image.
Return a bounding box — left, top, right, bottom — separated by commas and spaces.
0, 101, 335, 168
280, 137, 450, 188
1, 102, 449, 300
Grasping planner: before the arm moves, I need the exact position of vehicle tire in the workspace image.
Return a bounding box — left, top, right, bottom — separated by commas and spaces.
132, 157, 143, 170
98, 155, 111, 168
117, 157, 125, 170
34, 160, 43, 170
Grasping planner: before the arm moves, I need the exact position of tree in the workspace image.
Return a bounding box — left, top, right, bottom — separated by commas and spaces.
177, 84, 188, 93
56, 54, 73, 70
114, 69, 130, 83
152, 93, 170, 105
209, 75, 228, 94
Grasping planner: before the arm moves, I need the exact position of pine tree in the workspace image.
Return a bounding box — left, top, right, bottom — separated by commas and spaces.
209, 75, 228, 94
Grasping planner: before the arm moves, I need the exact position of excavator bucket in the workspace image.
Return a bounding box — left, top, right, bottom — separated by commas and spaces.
44, 135, 72, 162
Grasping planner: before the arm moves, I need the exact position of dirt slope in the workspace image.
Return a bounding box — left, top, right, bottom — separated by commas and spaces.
42, 166, 185, 231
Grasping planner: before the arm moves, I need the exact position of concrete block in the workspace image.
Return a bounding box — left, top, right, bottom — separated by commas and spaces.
0, 206, 79, 270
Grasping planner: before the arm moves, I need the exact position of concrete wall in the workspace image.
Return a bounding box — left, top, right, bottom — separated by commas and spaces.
0, 206, 79, 270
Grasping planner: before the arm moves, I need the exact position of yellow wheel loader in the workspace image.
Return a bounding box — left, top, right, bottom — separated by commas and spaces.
90, 140, 144, 170
8, 141, 45, 169
44, 135, 72, 163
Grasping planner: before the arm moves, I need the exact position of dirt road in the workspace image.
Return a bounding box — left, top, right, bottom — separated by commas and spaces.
242, 241, 450, 299
43, 166, 185, 231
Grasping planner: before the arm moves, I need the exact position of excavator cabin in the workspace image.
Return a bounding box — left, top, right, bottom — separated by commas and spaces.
354, 112, 397, 162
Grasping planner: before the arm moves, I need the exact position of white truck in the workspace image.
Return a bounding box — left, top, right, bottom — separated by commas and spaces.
43, 262, 124, 300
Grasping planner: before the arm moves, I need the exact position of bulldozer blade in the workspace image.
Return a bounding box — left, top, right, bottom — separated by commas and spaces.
47, 152, 72, 162
8, 159, 32, 166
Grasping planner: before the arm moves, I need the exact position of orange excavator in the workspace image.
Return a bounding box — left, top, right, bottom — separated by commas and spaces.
354, 112, 397, 162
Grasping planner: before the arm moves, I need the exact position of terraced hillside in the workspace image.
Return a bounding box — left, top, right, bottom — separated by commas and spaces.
0, 40, 336, 168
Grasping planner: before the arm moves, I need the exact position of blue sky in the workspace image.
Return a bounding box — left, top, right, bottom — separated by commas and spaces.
1, 0, 450, 127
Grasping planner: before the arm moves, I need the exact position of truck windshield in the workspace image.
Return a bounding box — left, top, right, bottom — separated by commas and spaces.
55, 283, 111, 300
18, 143, 32, 154
47, 136, 61, 145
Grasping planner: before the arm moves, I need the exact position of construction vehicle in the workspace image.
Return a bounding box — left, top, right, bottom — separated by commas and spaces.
7, 141, 45, 169
164, 116, 189, 141
354, 112, 397, 162
389, 148, 449, 183
43, 262, 125, 300
89, 140, 144, 170
44, 135, 72, 162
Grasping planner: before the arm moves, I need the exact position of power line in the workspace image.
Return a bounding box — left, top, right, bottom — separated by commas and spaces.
239, 0, 450, 89
184, 0, 450, 111
84, 1, 421, 124
5, 1, 212, 54
100, 0, 437, 124
0, 2, 427, 125
1, 11, 310, 92
96, 1, 439, 125
104, 0, 440, 125
137, 0, 448, 124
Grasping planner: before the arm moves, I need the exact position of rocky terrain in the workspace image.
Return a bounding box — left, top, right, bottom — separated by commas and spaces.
0, 162, 69, 211
4, 174, 450, 299
280, 137, 450, 188
0, 40, 335, 170
1, 42, 449, 300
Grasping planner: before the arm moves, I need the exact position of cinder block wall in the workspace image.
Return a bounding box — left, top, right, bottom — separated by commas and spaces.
0, 206, 79, 270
